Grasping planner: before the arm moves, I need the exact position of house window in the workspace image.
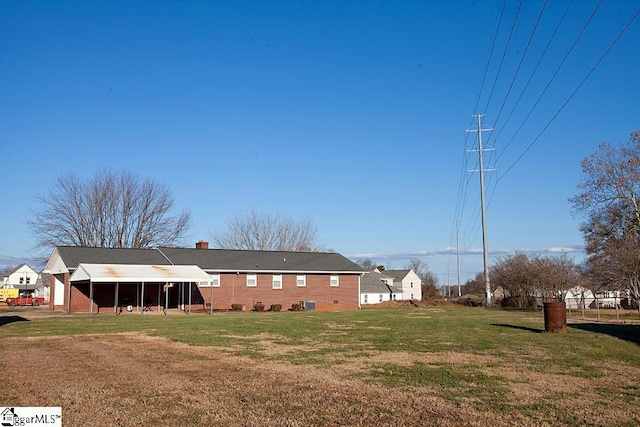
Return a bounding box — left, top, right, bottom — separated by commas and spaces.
296, 275, 306, 287
364, 294, 368, 303
379, 294, 383, 302
410, 282, 413, 288
19, 278, 24, 284
247, 274, 257, 287
272, 274, 282, 289
26, 277, 31, 284
202, 273, 220, 287
411, 293, 414, 299
393, 294, 397, 300
330, 275, 339, 287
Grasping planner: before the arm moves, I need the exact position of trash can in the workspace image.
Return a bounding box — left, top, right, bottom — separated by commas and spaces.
543, 301, 566, 332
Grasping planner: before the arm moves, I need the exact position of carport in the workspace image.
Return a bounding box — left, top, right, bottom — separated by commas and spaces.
69, 264, 211, 314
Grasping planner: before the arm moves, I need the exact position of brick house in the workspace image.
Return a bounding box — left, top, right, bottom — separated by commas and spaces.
43, 242, 364, 314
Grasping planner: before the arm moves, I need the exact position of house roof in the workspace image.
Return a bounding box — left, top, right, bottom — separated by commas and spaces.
384, 269, 411, 281
158, 247, 364, 273
55, 246, 172, 269
360, 270, 403, 294
50, 246, 364, 274
70, 264, 211, 283
8, 264, 28, 274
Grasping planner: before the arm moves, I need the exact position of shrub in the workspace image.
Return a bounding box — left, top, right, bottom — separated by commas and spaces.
270, 304, 282, 312
291, 303, 302, 311
455, 297, 481, 307
254, 303, 265, 312
231, 303, 244, 311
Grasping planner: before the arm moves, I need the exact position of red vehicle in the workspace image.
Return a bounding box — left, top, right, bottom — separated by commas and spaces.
5, 294, 45, 306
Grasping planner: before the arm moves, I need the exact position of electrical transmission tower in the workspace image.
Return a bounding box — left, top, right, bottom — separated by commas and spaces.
466, 114, 493, 307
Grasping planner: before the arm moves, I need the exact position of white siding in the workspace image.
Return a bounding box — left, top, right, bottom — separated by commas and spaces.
54, 277, 65, 306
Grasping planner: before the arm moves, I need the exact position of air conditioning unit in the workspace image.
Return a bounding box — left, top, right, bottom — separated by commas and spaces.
300, 300, 316, 311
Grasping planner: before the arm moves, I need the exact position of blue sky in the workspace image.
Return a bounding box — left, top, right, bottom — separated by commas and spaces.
1, 0, 639, 283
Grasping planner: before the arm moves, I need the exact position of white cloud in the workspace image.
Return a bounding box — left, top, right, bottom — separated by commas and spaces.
349, 245, 584, 261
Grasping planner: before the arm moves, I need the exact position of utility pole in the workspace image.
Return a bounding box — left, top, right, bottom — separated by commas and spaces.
466, 114, 493, 307
456, 224, 461, 297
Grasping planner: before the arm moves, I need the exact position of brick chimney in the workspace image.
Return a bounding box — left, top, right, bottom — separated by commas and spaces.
195, 240, 209, 250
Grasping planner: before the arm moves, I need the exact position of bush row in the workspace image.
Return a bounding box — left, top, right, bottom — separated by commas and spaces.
253, 303, 286, 312
230, 303, 300, 311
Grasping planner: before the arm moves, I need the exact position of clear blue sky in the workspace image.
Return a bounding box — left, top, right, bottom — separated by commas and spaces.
1, 0, 639, 283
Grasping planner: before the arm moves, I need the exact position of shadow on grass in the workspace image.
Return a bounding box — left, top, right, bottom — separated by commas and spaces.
491, 323, 544, 333
0, 315, 29, 327
569, 323, 640, 345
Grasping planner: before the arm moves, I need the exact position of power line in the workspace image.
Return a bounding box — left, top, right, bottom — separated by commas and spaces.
482, 0, 524, 115
498, 5, 640, 182
488, 0, 548, 148
472, 0, 508, 116
491, 0, 574, 159
495, 0, 603, 163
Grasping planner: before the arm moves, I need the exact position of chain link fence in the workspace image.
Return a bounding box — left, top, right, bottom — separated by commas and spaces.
564, 296, 639, 322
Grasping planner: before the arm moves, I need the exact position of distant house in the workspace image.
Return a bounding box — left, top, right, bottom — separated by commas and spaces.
43, 242, 364, 314
565, 286, 596, 309
2, 264, 41, 295
491, 286, 506, 302
360, 269, 402, 305
2, 264, 39, 288
383, 269, 422, 301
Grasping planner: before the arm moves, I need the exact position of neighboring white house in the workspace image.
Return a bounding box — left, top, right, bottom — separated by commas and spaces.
564, 286, 596, 310
360, 269, 402, 305
2, 264, 40, 289
383, 269, 422, 301
1, 264, 48, 300
593, 290, 624, 308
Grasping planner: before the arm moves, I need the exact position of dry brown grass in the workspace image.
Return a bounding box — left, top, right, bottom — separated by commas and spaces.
1, 333, 504, 427
1, 330, 637, 427
1, 306, 639, 427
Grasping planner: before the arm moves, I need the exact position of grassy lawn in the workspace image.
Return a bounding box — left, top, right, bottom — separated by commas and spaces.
1, 306, 638, 426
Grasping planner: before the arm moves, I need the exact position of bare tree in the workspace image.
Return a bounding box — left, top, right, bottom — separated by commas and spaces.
570, 131, 640, 307
1, 265, 15, 275
356, 259, 377, 270
491, 253, 538, 307
462, 273, 485, 297
407, 257, 426, 277
406, 257, 439, 300
28, 169, 192, 249
212, 208, 322, 251
491, 253, 581, 307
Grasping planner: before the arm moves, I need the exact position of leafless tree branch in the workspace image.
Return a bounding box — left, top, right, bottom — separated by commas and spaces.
212, 207, 322, 252
28, 169, 192, 249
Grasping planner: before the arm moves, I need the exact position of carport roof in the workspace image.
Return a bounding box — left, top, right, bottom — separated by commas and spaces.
69, 264, 210, 283
56, 246, 172, 269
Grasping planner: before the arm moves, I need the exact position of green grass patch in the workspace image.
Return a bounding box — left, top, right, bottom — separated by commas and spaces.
2, 307, 638, 374
2, 308, 637, 354
361, 361, 510, 411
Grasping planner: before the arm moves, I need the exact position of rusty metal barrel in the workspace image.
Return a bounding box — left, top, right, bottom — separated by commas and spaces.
543, 301, 567, 332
